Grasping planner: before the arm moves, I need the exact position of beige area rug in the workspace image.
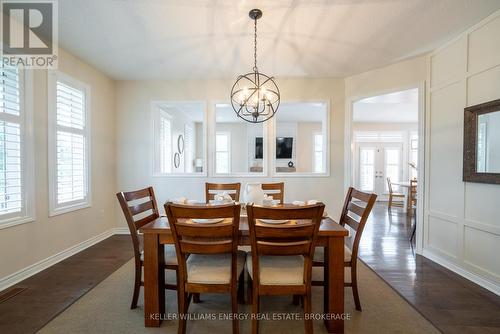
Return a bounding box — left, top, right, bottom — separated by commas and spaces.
38, 259, 438, 334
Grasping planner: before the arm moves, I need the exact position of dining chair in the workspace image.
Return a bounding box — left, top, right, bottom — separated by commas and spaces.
261, 182, 285, 204
387, 177, 404, 209
246, 203, 325, 334
205, 182, 241, 203
116, 187, 178, 309
165, 202, 246, 334
409, 179, 417, 242
312, 187, 377, 311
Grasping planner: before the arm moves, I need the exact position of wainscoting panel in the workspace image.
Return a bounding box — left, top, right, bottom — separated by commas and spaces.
463, 226, 500, 285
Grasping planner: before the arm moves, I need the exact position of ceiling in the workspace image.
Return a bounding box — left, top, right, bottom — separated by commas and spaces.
58, 0, 500, 80
216, 102, 326, 122
353, 88, 418, 123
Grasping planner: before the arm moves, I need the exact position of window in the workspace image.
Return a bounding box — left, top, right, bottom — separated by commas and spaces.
48, 72, 90, 216
385, 148, 401, 191
313, 133, 323, 173
0, 64, 34, 228
410, 134, 419, 179
215, 132, 230, 174
160, 112, 172, 173
184, 124, 194, 173
359, 147, 375, 191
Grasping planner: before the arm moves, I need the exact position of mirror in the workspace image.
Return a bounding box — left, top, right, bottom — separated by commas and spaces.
274, 102, 328, 174
215, 103, 266, 175
477, 111, 500, 173
152, 102, 206, 175
464, 99, 500, 184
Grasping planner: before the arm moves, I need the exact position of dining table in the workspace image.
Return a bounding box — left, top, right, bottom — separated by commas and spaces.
139, 205, 349, 334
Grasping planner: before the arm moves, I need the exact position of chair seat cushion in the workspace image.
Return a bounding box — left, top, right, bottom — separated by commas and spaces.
140, 244, 177, 266
313, 246, 352, 263
246, 255, 304, 285
186, 251, 246, 284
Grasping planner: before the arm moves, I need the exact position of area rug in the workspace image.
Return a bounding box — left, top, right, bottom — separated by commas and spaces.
38, 259, 439, 333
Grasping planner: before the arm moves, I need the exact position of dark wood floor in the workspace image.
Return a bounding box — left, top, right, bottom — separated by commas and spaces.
360, 204, 500, 334
0, 235, 133, 334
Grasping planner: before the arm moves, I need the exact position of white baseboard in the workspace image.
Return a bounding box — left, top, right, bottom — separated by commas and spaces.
0, 228, 117, 292
112, 227, 130, 234
423, 249, 500, 296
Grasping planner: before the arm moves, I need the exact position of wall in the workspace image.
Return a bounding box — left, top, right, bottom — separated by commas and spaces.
115, 78, 345, 219
425, 11, 500, 294
0, 48, 116, 280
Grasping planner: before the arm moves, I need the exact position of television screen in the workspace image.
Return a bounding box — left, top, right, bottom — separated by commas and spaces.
276, 137, 293, 159
255, 137, 263, 159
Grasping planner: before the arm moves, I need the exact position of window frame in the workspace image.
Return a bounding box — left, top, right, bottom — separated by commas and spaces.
48, 70, 91, 217
312, 132, 324, 173
0, 67, 35, 229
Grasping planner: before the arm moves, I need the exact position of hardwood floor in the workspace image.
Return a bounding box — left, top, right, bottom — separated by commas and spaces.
0, 235, 133, 334
359, 203, 500, 334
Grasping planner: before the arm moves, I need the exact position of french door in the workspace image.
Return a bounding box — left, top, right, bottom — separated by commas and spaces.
356, 143, 403, 197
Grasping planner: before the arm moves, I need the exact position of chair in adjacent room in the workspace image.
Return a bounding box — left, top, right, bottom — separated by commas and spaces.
116, 187, 178, 309
387, 177, 405, 209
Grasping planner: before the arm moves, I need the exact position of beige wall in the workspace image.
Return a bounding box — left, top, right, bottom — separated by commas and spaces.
425, 11, 500, 294
0, 48, 116, 279
115, 78, 345, 220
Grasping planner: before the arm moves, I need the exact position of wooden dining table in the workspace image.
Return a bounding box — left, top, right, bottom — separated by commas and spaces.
139, 208, 349, 334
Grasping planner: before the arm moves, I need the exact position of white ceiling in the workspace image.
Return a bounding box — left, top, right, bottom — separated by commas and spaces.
58, 0, 500, 80
216, 102, 326, 123
353, 88, 418, 123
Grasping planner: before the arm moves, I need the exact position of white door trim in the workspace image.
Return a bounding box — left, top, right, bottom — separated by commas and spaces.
344, 82, 426, 254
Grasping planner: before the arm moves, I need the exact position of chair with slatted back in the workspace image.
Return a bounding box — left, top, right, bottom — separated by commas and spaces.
261, 182, 285, 204
116, 187, 178, 309
387, 177, 405, 209
165, 202, 246, 334
312, 187, 377, 311
246, 203, 325, 334
205, 182, 241, 203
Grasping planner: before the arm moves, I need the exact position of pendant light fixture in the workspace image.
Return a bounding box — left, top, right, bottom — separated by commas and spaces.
230, 9, 280, 123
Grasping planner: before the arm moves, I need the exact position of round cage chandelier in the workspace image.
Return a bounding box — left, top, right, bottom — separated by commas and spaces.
230, 9, 280, 123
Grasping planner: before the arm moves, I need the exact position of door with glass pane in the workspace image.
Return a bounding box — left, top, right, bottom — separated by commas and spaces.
356, 143, 403, 197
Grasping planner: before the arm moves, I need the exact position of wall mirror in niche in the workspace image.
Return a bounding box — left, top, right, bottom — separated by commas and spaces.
464, 98, 500, 184
214, 103, 267, 176
274, 102, 329, 176
152, 101, 206, 176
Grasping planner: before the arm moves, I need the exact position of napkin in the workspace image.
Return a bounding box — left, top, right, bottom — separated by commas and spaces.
214, 191, 233, 203
172, 197, 187, 204
292, 200, 306, 206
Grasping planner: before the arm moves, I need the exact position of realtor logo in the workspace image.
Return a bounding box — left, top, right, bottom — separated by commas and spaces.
1, 0, 58, 68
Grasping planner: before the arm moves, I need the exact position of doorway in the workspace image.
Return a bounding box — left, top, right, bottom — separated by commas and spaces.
346, 85, 424, 253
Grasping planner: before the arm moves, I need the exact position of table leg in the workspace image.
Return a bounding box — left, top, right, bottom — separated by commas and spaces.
324, 236, 344, 333
143, 233, 165, 327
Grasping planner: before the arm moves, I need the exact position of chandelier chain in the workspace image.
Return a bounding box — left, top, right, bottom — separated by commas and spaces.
253, 17, 258, 72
